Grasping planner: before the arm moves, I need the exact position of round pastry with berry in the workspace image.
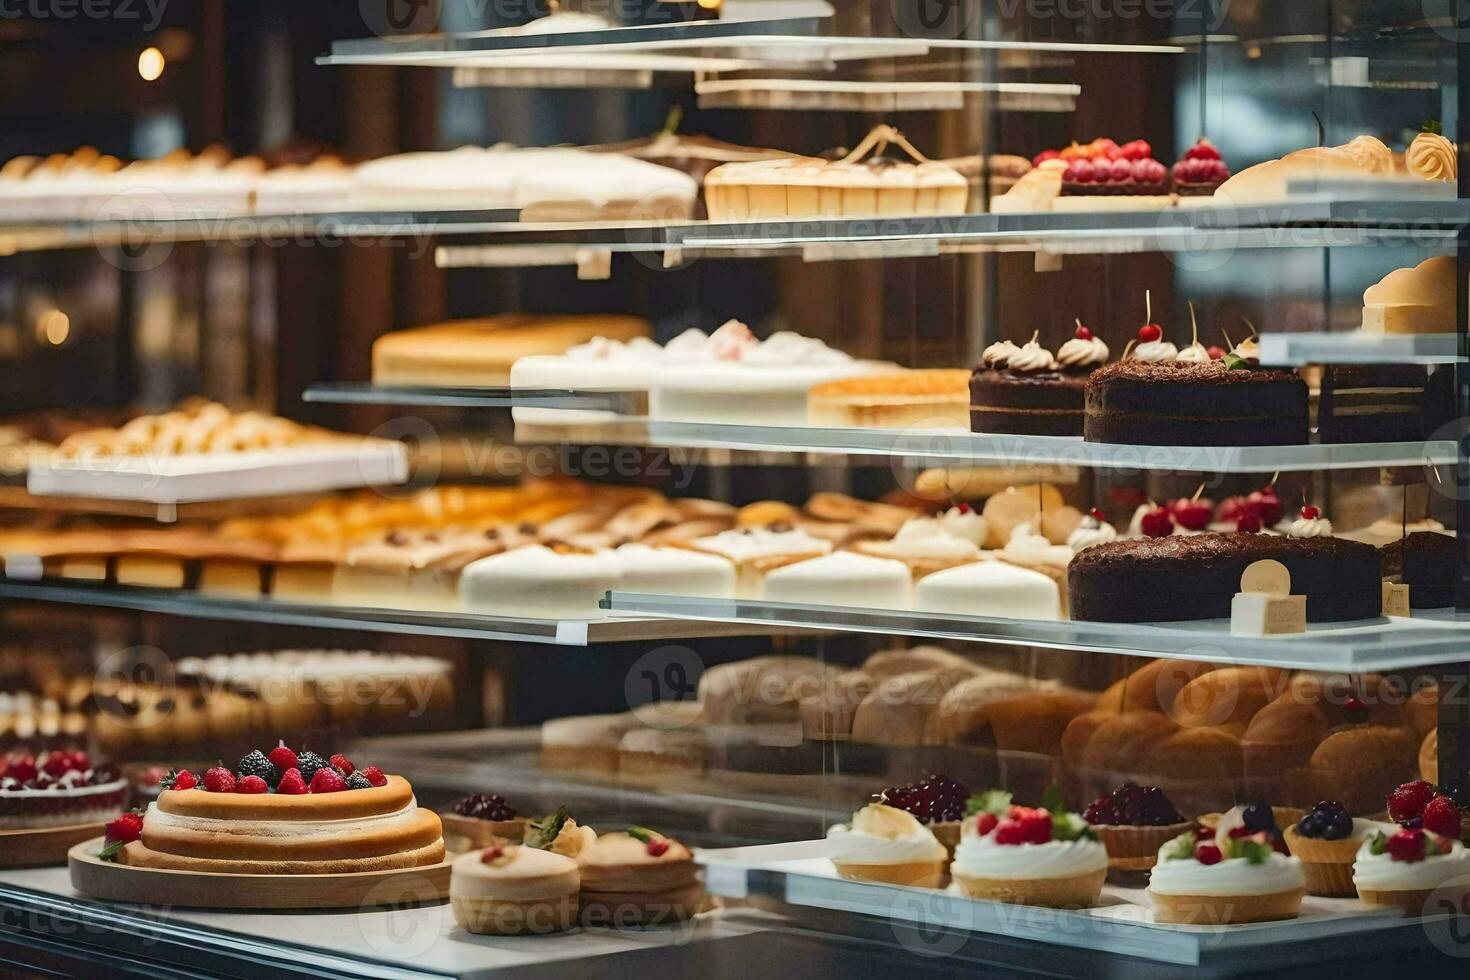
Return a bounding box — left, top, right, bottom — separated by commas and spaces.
107, 742, 444, 874
1055, 139, 1173, 212
450, 843, 580, 936
0, 749, 126, 830
876, 774, 970, 856
825, 803, 948, 887
949, 790, 1108, 908
1082, 784, 1195, 873
577, 827, 704, 925
1172, 138, 1232, 202
441, 792, 526, 850
1354, 824, 1470, 915
1283, 800, 1385, 897
1148, 804, 1305, 924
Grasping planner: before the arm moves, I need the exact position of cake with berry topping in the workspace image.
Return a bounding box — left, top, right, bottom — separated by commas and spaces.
0, 749, 126, 829
450, 843, 580, 935
1171, 139, 1231, 202
825, 803, 948, 886
1068, 532, 1381, 623
1283, 801, 1382, 897
1055, 139, 1173, 211
877, 774, 970, 856
949, 789, 1108, 908
110, 743, 444, 873
1148, 804, 1305, 924
1082, 784, 1195, 873
578, 827, 703, 925
1354, 805, 1470, 915
442, 793, 526, 850
969, 325, 1108, 437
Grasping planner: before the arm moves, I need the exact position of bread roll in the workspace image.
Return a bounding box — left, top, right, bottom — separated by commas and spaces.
1095, 659, 1219, 715
1406, 683, 1437, 737
850, 668, 975, 746
1072, 710, 1180, 772
1242, 693, 1329, 773
1169, 667, 1284, 729
860, 646, 979, 684
934, 690, 1096, 756
1299, 725, 1417, 814
798, 671, 873, 741
699, 656, 835, 725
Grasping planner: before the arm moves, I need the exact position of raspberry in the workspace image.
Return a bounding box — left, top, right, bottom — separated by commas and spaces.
268, 744, 298, 775
1185, 139, 1222, 161
360, 766, 387, 788
993, 819, 1026, 845
646, 838, 670, 857
236, 775, 268, 794
68, 750, 90, 771
1010, 806, 1052, 845
1387, 828, 1426, 863
1194, 843, 1223, 865
1388, 780, 1437, 823
104, 812, 143, 845
203, 767, 236, 793
1228, 825, 1256, 839
309, 768, 347, 793
974, 812, 999, 837
1195, 826, 1215, 841
275, 768, 307, 795
1423, 795, 1461, 838
330, 754, 355, 776
167, 770, 198, 792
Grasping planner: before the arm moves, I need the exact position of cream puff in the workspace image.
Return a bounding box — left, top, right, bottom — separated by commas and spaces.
449, 843, 580, 935
577, 828, 704, 926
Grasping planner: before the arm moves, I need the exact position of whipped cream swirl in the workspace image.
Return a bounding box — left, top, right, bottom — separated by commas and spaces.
1353, 836, 1470, 891
1287, 516, 1333, 538
1148, 850, 1304, 897
1003, 522, 1073, 568
1131, 340, 1179, 363
938, 506, 988, 546
981, 340, 1020, 369
1056, 336, 1110, 370
1067, 515, 1118, 552
826, 804, 948, 865
952, 832, 1107, 880
1173, 343, 1211, 364
882, 518, 982, 559
1006, 341, 1058, 373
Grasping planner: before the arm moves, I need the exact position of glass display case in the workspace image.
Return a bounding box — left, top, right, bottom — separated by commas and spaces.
0, 1, 1469, 976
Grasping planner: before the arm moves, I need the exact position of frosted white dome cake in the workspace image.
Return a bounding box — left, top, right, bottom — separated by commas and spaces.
914, 560, 1061, 620
762, 551, 912, 610
459, 545, 621, 619
679, 526, 832, 597
611, 543, 735, 599
349, 145, 697, 222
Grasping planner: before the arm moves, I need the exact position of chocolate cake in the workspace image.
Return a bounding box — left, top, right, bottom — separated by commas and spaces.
1318, 365, 1454, 444
1084, 361, 1309, 446
1068, 532, 1381, 623
970, 369, 1089, 437
1380, 531, 1459, 608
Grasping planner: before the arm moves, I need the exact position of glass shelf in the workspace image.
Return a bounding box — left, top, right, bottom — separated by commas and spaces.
1258, 332, 1463, 366
0, 581, 807, 647
600, 592, 1470, 672
301, 382, 641, 412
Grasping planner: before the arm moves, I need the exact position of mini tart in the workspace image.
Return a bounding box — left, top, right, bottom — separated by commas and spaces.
1282, 825, 1360, 898
827, 804, 949, 887
440, 811, 528, 851
1088, 821, 1197, 873
577, 832, 704, 925
450, 845, 580, 936
1352, 835, 1470, 915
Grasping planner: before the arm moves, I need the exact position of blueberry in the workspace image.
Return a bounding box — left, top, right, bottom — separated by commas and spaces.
1296, 814, 1323, 837
1242, 803, 1274, 831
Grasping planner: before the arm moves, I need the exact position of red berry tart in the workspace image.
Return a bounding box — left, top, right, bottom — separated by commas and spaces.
1055, 139, 1173, 212
441, 792, 528, 849
0, 750, 127, 829
1172, 138, 1232, 201
876, 774, 970, 856
950, 789, 1109, 908
1082, 784, 1196, 872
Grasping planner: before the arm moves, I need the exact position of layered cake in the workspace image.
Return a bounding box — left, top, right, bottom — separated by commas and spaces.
1380, 531, 1458, 609
115, 745, 445, 873
374, 314, 650, 387
704, 124, 967, 221
0, 749, 125, 829
1361, 257, 1454, 335
441, 793, 526, 851
577, 828, 704, 925
970, 326, 1108, 437
807, 370, 970, 430
459, 545, 622, 619
450, 843, 579, 935
1317, 364, 1453, 444
333, 528, 523, 612
610, 544, 735, 598
1084, 360, 1309, 446
1068, 533, 1381, 623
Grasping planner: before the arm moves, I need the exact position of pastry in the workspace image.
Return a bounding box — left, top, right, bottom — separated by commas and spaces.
852, 508, 986, 580
1355, 824, 1470, 915
252, 156, 354, 215
849, 668, 978, 746
1283, 801, 1380, 898
1212, 135, 1394, 205
797, 670, 874, 741
0, 749, 126, 829
524, 807, 598, 860
990, 158, 1066, 213
1084, 358, 1309, 446
980, 483, 1077, 548
806, 370, 970, 430
617, 727, 706, 785
1294, 726, 1418, 815
375, 314, 650, 387
969, 325, 1108, 437
1361, 256, 1455, 334
874, 774, 970, 856
458, 545, 622, 619
1406, 131, 1457, 183
914, 560, 1062, 620
825, 803, 948, 886
450, 843, 580, 935
1148, 804, 1304, 924
950, 790, 1109, 907
760, 551, 912, 609
53, 400, 368, 459
1082, 784, 1195, 873
540, 714, 641, 776
1380, 531, 1458, 608
1054, 139, 1173, 212
116, 745, 445, 874
677, 526, 832, 597
1170, 139, 1232, 200
333, 528, 519, 612
704, 125, 967, 221
610, 543, 735, 598
1068, 532, 1381, 623
441, 793, 527, 851
699, 655, 835, 726
350, 145, 698, 221
928, 684, 1094, 757
1318, 364, 1454, 444
577, 828, 703, 925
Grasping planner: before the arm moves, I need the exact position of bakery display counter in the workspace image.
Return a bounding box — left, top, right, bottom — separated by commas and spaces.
601, 592, 1470, 672
1257, 332, 1464, 367
0, 580, 813, 646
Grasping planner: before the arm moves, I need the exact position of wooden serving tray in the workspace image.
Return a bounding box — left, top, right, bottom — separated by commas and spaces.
0, 822, 109, 869
68, 839, 451, 910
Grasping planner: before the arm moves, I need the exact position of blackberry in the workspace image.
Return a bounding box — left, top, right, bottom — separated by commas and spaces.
295, 751, 332, 784
1082, 784, 1183, 827
346, 771, 373, 790
1241, 803, 1275, 832
236, 750, 275, 785
876, 775, 969, 824
453, 793, 517, 821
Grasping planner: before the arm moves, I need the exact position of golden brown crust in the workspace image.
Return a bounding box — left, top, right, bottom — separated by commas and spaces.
119, 838, 445, 875
157, 776, 413, 821
141, 807, 443, 862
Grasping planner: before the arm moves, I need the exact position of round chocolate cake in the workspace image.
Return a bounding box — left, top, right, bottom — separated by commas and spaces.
1083, 361, 1309, 446
970, 369, 1088, 437
1379, 531, 1458, 609
1068, 533, 1381, 623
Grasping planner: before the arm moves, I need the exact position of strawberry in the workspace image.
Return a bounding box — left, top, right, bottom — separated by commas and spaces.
202, 766, 236, 793
1011, 806, 1052, 845
646, 839, 670, 857
1388, 780, 1437, 824
275, 768, 307, 795
360, 766, 387, 788
1387, 828, 1426, 863
236, 775, 268, 794
993, 818, 1027, 845
1422, 795, 1461, 838
268, 744, 298, 775
105, 811, 143, 844
165, 769, 197, 792
1194, 843, 1223, 865
330, 754, 355, 776
309, 768, 347, 793
973, 811, 999, 837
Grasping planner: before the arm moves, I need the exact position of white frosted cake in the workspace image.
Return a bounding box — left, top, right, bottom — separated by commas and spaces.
1361, 256, 1454, 334
611, 543, 735, 599
458, 545, 621, 619
680, 526, 832, 597
761, 551, 912, 610
913, 560, 1061, 620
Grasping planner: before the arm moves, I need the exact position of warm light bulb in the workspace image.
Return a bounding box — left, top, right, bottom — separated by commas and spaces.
138, 47, 165, 81
36, 309, 69, 346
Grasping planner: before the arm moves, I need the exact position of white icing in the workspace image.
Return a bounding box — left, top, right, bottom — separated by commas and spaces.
952, 831, 1108, 880
1003, 523, 1073, 568
1174, 343, 1211, 364
1148, 850, 1305, 897
691, 527, 832, 562
938, 507, 988, 546
1005, 341, 1058, 373
611, 544, 735, 598
981, 340, 1020, 369
145, 796, 424, 840
1287, 517, 1333, 538
1055, 336, 1110, 369
1353, 836, 1470, 891
1131, 340, 1179, 363
458, 545, 622, 619
762, 552, 912, 610
825, 805, 947, 865
880, 518, 983, 559
1067, 515, 1118, 552
915, 561, 1060, 620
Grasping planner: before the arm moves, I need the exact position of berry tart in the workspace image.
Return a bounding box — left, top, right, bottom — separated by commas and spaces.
969, 326, 1107, 437
441, 793, 526, 850
1082, 784, 1195, 873
1053, 139, 1173, 212
1283, 800, 1383, 897
1148, 804, 1306, 925
949, 789, 1108, 908
108, 743, 445, 873
1354, 819, 1470, 915
0, 750, 126, 830
877, 774, 970, 857
825, 802, 948, 887
1171, 139, 1232, 203
450, 842, 580, 935
577, 827, 704, 925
